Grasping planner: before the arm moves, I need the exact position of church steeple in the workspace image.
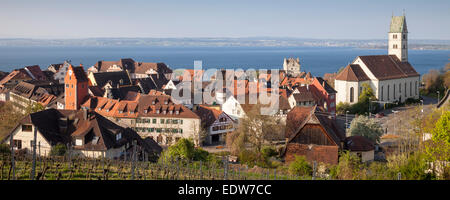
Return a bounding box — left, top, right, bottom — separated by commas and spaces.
388, 14, 408, 62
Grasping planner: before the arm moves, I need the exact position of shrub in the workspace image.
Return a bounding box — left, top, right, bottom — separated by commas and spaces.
193, 147, 209, 161
0, 144, 10, 154
238, 149, 262, 168
159, 138, 210, 163
50, 143, 67, 156
288, 155, 312, 176
332, 151, 363, 180
261, 146, 278, 159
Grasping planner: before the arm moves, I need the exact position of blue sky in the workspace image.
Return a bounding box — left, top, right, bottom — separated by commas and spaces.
1, 0, 449, 39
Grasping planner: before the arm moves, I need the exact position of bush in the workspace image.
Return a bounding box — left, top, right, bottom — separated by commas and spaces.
288, 155, 312, 176
193, 147, 209, 161
238, 149, 263, 168
261, 146, 278, 159
50, 144, 67, 156
159, 138, 210, 163
332, 151, 363, 180
0, 144, 10, 155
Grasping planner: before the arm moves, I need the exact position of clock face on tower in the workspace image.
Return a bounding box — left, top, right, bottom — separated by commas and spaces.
68, 69, 73, 76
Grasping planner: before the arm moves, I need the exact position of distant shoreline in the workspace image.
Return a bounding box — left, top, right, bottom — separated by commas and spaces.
0, 38, 449, 50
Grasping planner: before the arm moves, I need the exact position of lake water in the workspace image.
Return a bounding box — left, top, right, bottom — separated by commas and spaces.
0, 46, 448, 77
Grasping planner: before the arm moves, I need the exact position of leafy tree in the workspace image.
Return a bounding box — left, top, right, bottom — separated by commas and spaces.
49, 143, 67, 156
288, 155, 312, 176
348, 115, 383, 143
336, 102, 351, 115
425, 111, 450, 162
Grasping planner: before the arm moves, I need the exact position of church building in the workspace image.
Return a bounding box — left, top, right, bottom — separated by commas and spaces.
335, 15, 420, 105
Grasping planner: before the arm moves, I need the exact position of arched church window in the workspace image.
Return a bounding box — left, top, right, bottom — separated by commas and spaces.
387, 85, 390, 100
350, 87, 354, 103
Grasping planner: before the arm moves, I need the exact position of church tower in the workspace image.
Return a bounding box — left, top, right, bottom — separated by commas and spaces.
388, 14, 408, 62
65, 64, 89, 110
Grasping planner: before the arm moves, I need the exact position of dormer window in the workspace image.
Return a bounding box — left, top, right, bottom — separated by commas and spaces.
164, 101, 168, 105
169, 110, 173, 114
144, 109, 148, 114
152, 101, 155, 105
98, 108, 102, 111
156, 109, 160, 114
163, 110, 166, 114
175, 110, 179, 115
119, 110, 123, 113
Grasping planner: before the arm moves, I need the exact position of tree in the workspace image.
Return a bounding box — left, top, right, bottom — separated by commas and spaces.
348, 115, 383, 143
49, 143, 67, 156
231, 104, 281, 153
444, 63, 450, 89
425, 111, 450, 162
0, 102, 25, 141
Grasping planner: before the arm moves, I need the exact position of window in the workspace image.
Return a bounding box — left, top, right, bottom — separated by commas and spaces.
415, 81, 418, 95
153, 119, 157, 124
116, 133, 122, 141
160, 119, 164, 124
403, 34, 406, 39
393, 34, 397, 39
387, 85, 390, 100
381, 86, 384, 101
13, 140, 22, 149
350, 87, 354, 103
404, 83, 407, 97
157, 135, 163, 144
180, 120, 183, 124
75, 139, 83, 146
410, 82, 412, 97
66, 84, 69, 88
393, 84, 396, 99
22, 124, 32, 132
393, 44, 398, 49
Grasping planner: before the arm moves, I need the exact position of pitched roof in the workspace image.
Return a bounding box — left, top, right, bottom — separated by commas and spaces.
94, 58, 172, 75
24, 65, 47, 81
335, 64, 370, 81
285, 106, 345, 145
91, 71, 131, 88
357, 55, 419, 80
344, 136, 375, 151
82, 94, 199, 119
390, 16, 407, 33
314, 77, 337, 94
194, 105, 225, 127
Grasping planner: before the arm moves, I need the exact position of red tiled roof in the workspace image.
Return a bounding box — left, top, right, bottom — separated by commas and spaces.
357, 55, 419, 80
335, 64, 370, 82
345, 136, 375, 151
